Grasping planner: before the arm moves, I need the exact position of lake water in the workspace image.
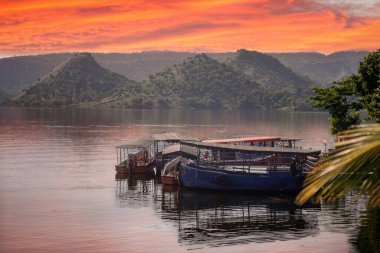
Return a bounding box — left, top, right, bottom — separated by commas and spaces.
0, 107, 378, 253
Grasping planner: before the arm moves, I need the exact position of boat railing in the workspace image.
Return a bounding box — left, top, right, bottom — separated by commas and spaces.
196, 160, 294, 174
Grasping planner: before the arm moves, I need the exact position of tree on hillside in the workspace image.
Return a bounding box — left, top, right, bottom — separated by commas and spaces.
354, 50, 380, 121
312, 78, 362, 133
312, 49, 380, 133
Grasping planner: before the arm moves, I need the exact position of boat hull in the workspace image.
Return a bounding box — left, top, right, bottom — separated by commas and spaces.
161, 175, 179, 185
115, 160, 155, 174
179, 163, 304, 191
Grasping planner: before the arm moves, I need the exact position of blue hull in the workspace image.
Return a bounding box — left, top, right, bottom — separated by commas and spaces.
179, 163, 305, 191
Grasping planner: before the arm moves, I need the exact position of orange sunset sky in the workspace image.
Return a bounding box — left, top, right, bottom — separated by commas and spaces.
1, 0, 379, 56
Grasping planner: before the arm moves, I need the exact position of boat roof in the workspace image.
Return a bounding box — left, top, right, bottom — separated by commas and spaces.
162, 143, 198, 157
202, 136, 281, 144
116, 139, 154, 149
180, 141, 321, 156
162, 144, 181, 155
152, 132, 198, 142
280, 138, 303, 142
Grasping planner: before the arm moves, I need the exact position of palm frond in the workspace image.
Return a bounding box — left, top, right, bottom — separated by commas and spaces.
296, 124, 380, 206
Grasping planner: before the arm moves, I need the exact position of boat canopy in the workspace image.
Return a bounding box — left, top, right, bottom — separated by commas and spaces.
152, 132, 198, 142
162, 144, 181, 155
115, 139, 154, 165
162, 143, 198, 157
116, 139, 154, 149
180, 141, 321, 156
202, 136, 281, 144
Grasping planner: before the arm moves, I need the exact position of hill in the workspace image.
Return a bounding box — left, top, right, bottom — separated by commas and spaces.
226, 49, 314, 109
0, 52, 230, 94
0, 53, 72, 94
11, 53, 136, 107
102, 53, 311, 110
102, 54, 262, 109
94, 51, 232, 81
270, 51, 369, 84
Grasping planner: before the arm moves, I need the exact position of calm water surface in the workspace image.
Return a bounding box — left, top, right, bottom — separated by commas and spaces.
0, 108, 377, 253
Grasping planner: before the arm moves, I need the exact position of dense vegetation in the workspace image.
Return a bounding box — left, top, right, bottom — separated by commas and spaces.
0, 52, 232, 94
297, 49, 380, 208
312, 49, 380, 133
101, 53, 315, 110
227, 49, 314, 109
144, 54, 261, 109
4, 49, 372, 110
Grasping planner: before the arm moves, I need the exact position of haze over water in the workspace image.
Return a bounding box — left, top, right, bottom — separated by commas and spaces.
0, 107, 374, 252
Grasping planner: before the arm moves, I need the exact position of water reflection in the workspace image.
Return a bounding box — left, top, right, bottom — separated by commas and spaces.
350, 207, 380, 253
0, 107, 334, 150
115, 173, 159, 208
115, 175, 321, 248
164, 191, 320, 247
3, 107, 369, 252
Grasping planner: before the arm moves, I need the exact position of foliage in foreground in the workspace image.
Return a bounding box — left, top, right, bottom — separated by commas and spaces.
296, 124, 380, 206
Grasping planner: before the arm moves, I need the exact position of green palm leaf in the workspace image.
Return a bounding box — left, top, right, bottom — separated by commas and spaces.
296, 124, 380, 206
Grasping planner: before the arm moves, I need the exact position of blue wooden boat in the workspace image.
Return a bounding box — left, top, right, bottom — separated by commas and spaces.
178, 140, 321, 192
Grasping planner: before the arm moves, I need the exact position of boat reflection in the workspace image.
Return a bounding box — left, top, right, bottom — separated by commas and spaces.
115, 172, 159, 208
161, 189, 320, 247
115, 175, 321, 247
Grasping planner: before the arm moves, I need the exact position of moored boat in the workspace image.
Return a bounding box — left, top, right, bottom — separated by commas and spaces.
152, 132, 198, 172
178, 140, 321, 192
161, 157, 181, 185
115, 139, 155, 174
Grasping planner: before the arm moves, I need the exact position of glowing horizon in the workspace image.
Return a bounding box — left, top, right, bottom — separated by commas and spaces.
1, 0, 379, 56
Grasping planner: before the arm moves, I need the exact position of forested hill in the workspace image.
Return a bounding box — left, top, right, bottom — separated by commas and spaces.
100, 53, 311, 110
144, 53, 261, 109
2, 49, 370, 110
228, 49, 313, 88
226, 49, 314, 107
11, 53, 136, 107
0, 53, 72, 94
0, 50, 367, 95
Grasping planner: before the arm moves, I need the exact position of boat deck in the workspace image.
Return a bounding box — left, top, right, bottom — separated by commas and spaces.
180, 141, 321, 156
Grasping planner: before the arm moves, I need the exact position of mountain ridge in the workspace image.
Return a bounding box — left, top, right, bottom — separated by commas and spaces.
95, 53, 312, 110
5, 49, 371, 110
0, 50, 368, 95
270, 51, 368, 84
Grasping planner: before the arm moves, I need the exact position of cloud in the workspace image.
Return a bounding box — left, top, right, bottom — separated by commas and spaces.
253, 0, 375, 28
121, 22, 239, 42
75, 5, 122, 16
0, 16, 30, 26
70, 21, 240, 49
0, 0, 379, 55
